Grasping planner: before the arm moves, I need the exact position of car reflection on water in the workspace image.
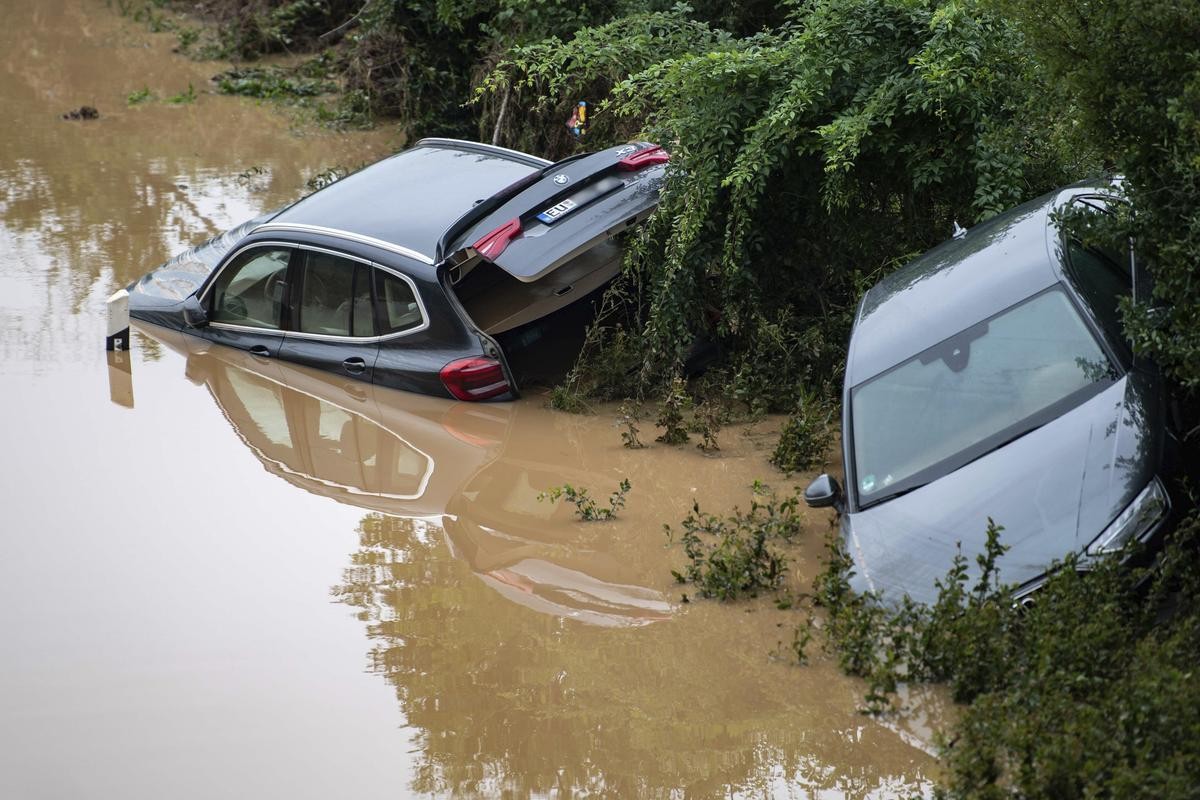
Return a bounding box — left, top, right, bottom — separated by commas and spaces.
140, 322, 672, 627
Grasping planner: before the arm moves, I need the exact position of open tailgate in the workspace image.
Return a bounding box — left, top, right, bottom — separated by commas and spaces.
436, 142, 668, 282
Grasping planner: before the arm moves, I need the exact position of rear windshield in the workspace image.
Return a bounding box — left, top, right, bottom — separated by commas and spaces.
850, 286, 1116, 507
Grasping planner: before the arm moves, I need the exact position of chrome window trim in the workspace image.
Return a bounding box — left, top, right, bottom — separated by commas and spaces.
252, 223, 435, 265
204, 241, 431, 341
203, 240, 295, 334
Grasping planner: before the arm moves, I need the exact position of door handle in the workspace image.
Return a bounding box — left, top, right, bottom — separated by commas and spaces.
249, 345, 271, 358
343, 357, 367, 375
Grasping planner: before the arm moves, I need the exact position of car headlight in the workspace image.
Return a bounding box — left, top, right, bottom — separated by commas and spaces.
1086, 476, 1170, 557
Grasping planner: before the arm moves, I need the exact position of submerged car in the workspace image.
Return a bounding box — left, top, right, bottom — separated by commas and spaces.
804, 185, 1180, 604
128, 138, 669, 400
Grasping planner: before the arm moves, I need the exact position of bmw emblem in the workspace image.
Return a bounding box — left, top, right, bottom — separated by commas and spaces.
553, 173, 569, 185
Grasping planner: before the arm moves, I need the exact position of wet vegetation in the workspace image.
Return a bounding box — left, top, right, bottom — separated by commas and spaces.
124, 0, 1200, 795
770, 386, 835, 473
667, 483, 801, 601
538, 478, 631, 521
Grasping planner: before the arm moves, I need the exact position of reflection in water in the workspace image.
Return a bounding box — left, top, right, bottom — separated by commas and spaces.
106, 350, 135, 408
157, 324, 673, 627
0, 0, 392, 367
141, 324, 939, 798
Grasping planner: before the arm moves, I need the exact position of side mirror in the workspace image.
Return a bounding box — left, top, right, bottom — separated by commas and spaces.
804, 474, 843, 512
181, 294, 209, 328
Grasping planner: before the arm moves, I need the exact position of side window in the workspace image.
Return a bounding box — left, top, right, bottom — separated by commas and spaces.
375, 270, 424, 335
1065, 198, 1133, 346
297, 251, 350, 336
295, 252, 378, 338
209, 247, 291, 329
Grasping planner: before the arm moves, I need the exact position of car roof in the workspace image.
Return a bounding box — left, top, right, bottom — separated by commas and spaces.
266, 139, 548, 270
846, 190, 1069, 387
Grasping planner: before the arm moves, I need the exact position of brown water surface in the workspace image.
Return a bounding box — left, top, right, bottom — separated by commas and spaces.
0, 2, 942, 797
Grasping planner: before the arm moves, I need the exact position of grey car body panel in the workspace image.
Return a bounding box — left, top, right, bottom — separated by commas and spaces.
843, 372, 1163, 605
837, 182, 1171, 605
848, 193, 1060, 386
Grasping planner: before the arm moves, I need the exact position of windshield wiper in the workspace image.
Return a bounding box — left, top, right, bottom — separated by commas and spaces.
860, 481, 930, 509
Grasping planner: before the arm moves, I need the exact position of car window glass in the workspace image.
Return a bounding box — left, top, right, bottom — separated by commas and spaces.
297, 251, 356, 336
376, 270, 423, 334
851, 287, 1115, 504
209, 247, 291, 329
1065, 241, 1131, 345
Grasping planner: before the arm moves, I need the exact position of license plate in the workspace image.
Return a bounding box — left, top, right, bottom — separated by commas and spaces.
536, 197, 578, 224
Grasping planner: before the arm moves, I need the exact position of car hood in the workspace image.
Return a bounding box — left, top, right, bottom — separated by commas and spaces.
127, 209, 280, 323
845, 374, 1160, 605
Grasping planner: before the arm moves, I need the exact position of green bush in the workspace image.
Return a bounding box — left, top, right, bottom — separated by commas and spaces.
666, 485, 802, 600
770, 386, 834, 472
993, 0, 1200, 391
809, 509, 1200, 798
484, 0, 1078, 406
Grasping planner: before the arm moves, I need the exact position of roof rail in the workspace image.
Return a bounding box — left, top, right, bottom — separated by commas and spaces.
415, 138, 551, 169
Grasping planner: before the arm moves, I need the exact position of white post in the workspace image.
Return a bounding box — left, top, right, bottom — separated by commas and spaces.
106, 289, 129, 351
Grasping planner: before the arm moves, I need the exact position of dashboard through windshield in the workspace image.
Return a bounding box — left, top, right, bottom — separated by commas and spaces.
850, 286, 1117, 507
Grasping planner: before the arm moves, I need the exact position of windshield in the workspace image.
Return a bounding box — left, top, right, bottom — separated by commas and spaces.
850, 286, 1116, 507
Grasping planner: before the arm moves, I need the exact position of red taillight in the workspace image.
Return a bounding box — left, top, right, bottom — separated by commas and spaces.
618, 145, 669, 171
472, 217, 522, 260
440, 356, 510, 401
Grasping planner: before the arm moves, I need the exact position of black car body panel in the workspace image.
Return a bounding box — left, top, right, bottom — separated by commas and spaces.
127, 139, 667, 400
825, 183, 1177, 605
441, 142, 667, 282
270, 140, 547, 266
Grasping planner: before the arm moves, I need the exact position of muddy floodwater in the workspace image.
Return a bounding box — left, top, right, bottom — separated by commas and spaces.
0, 2, 943, 797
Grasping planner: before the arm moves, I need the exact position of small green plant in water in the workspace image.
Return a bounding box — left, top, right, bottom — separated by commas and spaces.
655, 376, 690, 445
174, 26, 199, 52
549, 384, 590, 414
538, 479, 631, 521
236, 165, 267, 184
689, 400, 723, 453
126, 87, 154, 106
771, 386, 834, 472
773, 621, 813, 665
166, 83, 197, 105
666, 487, 803, 601
617, 401, 645, 449
305, 166, 349, 192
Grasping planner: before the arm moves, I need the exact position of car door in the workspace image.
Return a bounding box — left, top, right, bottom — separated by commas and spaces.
202, 243, 295, 358
279, 246, 382, 381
